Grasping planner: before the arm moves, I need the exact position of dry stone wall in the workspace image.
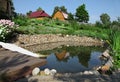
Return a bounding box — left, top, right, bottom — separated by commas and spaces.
15, 34, 103, 47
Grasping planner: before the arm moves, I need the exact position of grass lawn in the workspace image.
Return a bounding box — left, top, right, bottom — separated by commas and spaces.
16, 18, 110, 40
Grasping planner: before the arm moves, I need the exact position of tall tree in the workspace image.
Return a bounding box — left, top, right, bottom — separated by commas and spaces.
52, 6, 68, 17
37, 7, 43, 11
52, 6, 59, 17
68, 13, 74, 21
100, 13, 111, 28
60, 6, 67, 13
0, 0, 8, 19
0, 0, 16, 19
26, 10, 32, 16
75, 4, 89, 23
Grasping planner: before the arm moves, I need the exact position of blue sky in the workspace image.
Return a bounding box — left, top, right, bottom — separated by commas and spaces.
13, 0, 120, 23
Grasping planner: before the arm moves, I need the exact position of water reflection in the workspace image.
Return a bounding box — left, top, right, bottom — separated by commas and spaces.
39, 46, 104, 73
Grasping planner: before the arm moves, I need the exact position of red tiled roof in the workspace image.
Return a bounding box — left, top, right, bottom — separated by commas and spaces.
29, 10, 50, 18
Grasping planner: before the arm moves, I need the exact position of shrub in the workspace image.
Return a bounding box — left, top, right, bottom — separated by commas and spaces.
13, 14, 29, 26
0, 19, 18, 41
70, 21, 80, 30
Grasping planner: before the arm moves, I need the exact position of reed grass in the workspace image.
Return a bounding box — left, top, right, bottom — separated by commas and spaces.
109, 30, 120, 67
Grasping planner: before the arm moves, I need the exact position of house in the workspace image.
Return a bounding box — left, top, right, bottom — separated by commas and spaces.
52, 11, 68, 21
55, 50, 69, 60
29, 10, 50, 20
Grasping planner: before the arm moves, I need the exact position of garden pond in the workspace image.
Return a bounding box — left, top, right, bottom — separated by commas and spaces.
25, 43, 105, 73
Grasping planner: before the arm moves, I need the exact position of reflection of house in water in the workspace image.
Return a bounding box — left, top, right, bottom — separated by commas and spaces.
55, 50, 70, 61
77, 51, 91, 68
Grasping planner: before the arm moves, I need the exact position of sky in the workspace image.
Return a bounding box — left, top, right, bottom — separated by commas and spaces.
13, 0, 120, 23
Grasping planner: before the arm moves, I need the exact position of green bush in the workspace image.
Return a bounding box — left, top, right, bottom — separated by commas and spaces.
13, 14, 29, 26
0, 19, 18, 41
107, 29, 120, 68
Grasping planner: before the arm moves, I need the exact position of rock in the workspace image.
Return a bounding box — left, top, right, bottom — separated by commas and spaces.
32, 67, 40, 76
84, 79, 91, 82
105, 57, 113, 67
44, 68, 50, 75
97, 65, 110, 74
118, 68, 120, 72
101, 65, 110, 71
92, 70, 100, 75
40, 71, 45, 75
88, 71, 94, 75
50, 69, 57, 75
102, 49, 110, 58
84, 71, 89, 75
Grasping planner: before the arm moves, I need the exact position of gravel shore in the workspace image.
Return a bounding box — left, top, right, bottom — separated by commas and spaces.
16, 71, 120, 82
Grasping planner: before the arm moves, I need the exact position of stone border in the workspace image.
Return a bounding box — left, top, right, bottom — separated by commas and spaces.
14, 34, 103, 47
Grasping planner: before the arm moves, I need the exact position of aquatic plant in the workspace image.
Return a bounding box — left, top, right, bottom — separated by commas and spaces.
107, 29, 120, 68
112, 31, 120, 67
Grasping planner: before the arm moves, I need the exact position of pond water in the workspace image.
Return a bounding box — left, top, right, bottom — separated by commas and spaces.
37, 45, 104, 73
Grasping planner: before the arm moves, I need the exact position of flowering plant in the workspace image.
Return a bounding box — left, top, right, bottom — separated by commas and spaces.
0, 19, 18, 41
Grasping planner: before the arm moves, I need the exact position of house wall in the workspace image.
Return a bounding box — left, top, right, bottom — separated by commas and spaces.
36, 17, 44, 20
36, 17, 50, 20
53, 11, 65, 21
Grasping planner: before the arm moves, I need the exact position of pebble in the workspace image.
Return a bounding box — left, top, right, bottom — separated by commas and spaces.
40, 71, 45, 75
50, 69, 57, 75
84, 71, 90, 75
88, 71, 94, 75
44, 68, 51, 75
32, 67, 40, 76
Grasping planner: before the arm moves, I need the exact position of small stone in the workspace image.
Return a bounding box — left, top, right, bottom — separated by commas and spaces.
50, 69, 57, 75
88, 71, 94, 75
84, 71, 89, 75
79, 72, 83, 75
66, 35, 69, 37
44, 68, 50, 75
102, 49, 110, 58
32, 67, 40, 76
92, 70, 100, 75
84, 79, 91, 82
40, 71, 45, 75
118, 68, 120, 72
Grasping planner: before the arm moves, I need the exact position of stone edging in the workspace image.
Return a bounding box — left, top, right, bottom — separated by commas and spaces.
14, 34, 103, 47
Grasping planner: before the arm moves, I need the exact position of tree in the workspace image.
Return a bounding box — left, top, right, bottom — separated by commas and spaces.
52, 6, 68, 17
75, 4, 89, 23
37, 7, 42, 11
0, 0, 16, 19
52, 6, 59, 17
95, 21, 102, 27
111, 17, 120, 30
100, 13, 111, 28
26, 10, 32, 16
68, 13, 74, 21
60, 6, 67, 13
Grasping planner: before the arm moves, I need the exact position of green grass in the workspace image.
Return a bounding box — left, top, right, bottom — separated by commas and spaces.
108, 30, 120, 68
15, 19, 109, 40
